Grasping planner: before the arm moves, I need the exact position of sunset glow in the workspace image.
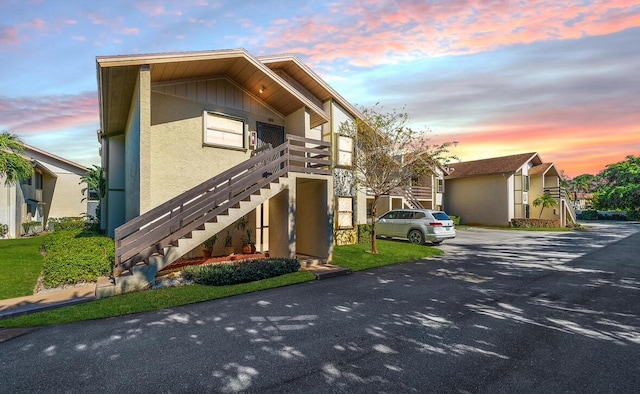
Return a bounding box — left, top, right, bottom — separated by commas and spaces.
1, 0, 638, 177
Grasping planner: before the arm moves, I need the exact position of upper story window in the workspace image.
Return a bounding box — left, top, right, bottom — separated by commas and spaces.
437, 179, 444, 193
204, 111, 246, 149
337, 135, 353, 167
522, 175, 530, 192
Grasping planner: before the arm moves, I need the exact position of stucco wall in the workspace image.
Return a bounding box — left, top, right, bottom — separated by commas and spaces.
45, 171, 85, 221
148, 83, 286, 209
295, 178, 329, 258
445, 175, 510, 226
124, 71, 142, 220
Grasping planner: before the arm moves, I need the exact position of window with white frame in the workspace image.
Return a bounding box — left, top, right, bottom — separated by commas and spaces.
522, 175, 530, 192
437, 178, 444, 193
337, 135, 353, 167
336, 196, 353, 229
204, 111, 246, 149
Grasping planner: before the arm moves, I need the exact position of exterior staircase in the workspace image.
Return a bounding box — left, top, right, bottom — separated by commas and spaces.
97, 135, 331, 298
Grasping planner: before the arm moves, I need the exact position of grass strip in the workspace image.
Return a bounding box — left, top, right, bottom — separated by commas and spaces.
0, 237, 46, 299
0, 271, 315, 327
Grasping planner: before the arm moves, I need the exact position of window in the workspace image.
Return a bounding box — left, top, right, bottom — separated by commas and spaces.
437, 179, 444, 193
204, 112, 246, 149
337, 135, 353, 167
336, 197, 353, 229
522, 175, 530, 192
35, 172, 43, 190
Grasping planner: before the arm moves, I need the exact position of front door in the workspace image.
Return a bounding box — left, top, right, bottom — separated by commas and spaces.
256, 122, 284, 149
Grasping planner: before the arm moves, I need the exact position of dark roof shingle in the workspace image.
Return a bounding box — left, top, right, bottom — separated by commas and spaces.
446, 152, 540, 179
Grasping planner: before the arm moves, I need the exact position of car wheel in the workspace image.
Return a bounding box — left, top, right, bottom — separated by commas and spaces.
408, 230, 425, 245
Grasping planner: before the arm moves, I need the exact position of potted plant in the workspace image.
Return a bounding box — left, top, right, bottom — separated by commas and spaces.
235, 216, 255, 254
242, 228, 256, 254
223, 230, 234, 255
202, 234, 217, 258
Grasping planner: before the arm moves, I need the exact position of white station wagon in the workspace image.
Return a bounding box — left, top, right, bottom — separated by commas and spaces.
376, 209, 456, 245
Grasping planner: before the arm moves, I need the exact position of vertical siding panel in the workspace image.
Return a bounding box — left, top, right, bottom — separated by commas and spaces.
217, 79, 226, 107
186, 82, 197, 101
235, 86, 243, 110
207, 80, 216, 105
243, 91, 251, 112
175, 83, 185, 98
196, 81, 207, 103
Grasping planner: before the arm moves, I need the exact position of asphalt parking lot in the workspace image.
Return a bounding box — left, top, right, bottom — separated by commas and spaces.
1, 221, 639, 393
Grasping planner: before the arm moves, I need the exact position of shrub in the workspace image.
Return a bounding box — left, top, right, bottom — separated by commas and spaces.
580, 210, 598, 220
41, 230, 114, 288
357, 224, 372, 244
48, 217, 87, 231
183, 258, 300, 286
510, 218, 561, 228
0, 223, 8, 237
449, 215, 461, 225
22, 221, 41, 235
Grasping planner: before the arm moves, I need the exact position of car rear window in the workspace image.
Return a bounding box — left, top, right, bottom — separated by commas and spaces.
432, 212, 451, 220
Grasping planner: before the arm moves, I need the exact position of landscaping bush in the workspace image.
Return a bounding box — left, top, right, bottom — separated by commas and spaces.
449, 215, 461, 225
48, 217, 87, 231
41, 230, 114, 288
357, 224, 372, 244
183, 258, 300, 286
22, 221, 41, 235
510, 218, 561, 228
580, 210, 598, 220
0, 223, 8, 238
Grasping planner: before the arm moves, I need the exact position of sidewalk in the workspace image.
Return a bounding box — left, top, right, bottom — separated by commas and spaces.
0, 285, 96, 320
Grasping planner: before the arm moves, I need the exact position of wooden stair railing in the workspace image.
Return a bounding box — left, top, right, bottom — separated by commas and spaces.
113, 135, 331, 276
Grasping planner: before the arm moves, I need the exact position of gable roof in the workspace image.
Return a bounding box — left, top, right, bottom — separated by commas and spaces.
528, 162, 559, 177
446, 152, 541, 179
258, 54, 364, 120
23, 144, 88, 175
97, 48, 361, 137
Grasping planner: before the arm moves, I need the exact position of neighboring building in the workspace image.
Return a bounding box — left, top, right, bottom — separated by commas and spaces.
366, 163, 448, 216
0, 145, 89, 238
96, 48, 369, 294
572, 192, 594, 211
443, 152, 576, 227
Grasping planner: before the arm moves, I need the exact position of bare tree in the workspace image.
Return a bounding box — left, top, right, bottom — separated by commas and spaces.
339, 105, 456, 254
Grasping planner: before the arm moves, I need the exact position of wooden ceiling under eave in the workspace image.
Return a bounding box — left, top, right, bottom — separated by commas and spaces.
99, 54, 329, 136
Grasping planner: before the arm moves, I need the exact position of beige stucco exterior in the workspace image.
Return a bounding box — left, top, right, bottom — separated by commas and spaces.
444, 153, 574, 227
0, 146, 89, 238
97, 49, 365, 265
444, 174, 512, 226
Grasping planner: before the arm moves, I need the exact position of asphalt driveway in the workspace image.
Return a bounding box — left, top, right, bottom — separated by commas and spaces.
1, 222, 639, 393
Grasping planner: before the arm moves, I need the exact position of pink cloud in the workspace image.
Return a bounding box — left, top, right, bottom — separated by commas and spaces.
0, 27, 23, 46
261, 0, 640, 67
0, 92, 98, 134
135, 2, 183, 17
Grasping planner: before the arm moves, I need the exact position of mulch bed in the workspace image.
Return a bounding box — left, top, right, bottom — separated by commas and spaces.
157, 252, 268, 276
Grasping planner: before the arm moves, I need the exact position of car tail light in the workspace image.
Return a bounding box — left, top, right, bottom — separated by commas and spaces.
429, 222, 443, 227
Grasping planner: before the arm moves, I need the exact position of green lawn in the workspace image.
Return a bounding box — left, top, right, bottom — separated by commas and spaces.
0, 236, 46, 299
0, 238, 442, 328
332, 239, 443, 271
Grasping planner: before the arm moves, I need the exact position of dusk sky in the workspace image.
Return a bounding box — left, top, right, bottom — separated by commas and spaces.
1, 0, 639, 177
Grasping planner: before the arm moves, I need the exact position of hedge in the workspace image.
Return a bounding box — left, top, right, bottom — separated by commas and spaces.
48, 217, 88, 232
183, 258, 300, 286
41, 230, 114, 288
510, 218, 561, 228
